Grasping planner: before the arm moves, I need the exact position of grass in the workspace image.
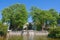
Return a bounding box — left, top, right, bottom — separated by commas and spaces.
0, 37, 3, 40
34, 35, 60, 40
0, 36, 6, 40
0, 35, 60, 40
8, 36, 23, 40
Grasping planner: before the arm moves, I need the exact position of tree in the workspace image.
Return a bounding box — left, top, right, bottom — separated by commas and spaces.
31, 7, 42, 30
49, 9, 59, 27
31, 7, 53, 31
2, 4, 28, 31
57, 13, 60, 24
31, 6, 59, 31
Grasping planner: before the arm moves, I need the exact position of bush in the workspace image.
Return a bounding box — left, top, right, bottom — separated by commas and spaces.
36, 26, 42, 31
0, 31, 4, 36
48, 27, 60, 38
0, 22, 8, 36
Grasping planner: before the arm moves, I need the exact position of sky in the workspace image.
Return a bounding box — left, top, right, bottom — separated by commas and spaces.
0, 0, 60, 22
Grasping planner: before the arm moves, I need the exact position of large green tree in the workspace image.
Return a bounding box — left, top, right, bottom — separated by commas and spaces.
2, 4, 28, 30
31, 7, 59, 31
31, 7, 50, 31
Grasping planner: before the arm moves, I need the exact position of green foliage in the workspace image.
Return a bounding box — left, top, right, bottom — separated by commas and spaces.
2, 4, 28, 30
48, 27, 60, 38
57, 14, 60, 24
36, 25, 42, 31
49, 9, 59, 26
31, 7, 59, 31
8, 36, 23, 40
0, 21, 8, 36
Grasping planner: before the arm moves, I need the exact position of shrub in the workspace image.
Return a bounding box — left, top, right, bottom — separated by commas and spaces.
36, 26, 42, 31
0, 31, 4, 36
48, 27, 60, 38
0, 22, 8, 36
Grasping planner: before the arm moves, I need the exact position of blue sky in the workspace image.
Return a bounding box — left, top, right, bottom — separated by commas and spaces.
0, 0, 60, 22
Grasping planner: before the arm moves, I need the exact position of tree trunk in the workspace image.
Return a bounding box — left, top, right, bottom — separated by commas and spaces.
42, 23, 45, 31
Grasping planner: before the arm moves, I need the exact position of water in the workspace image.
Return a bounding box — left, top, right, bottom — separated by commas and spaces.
23, 30, 34, 40
0, 35, 60, 40
0, 30, 60, 40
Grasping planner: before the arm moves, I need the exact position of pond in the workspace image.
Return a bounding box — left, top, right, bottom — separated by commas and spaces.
0, 35, 60, 40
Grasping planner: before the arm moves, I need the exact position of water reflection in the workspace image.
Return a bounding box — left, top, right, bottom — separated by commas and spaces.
5, 35, 60, 40
23, 30, 60, 40
23, 30, 34, 40
4, 30, 60, 40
